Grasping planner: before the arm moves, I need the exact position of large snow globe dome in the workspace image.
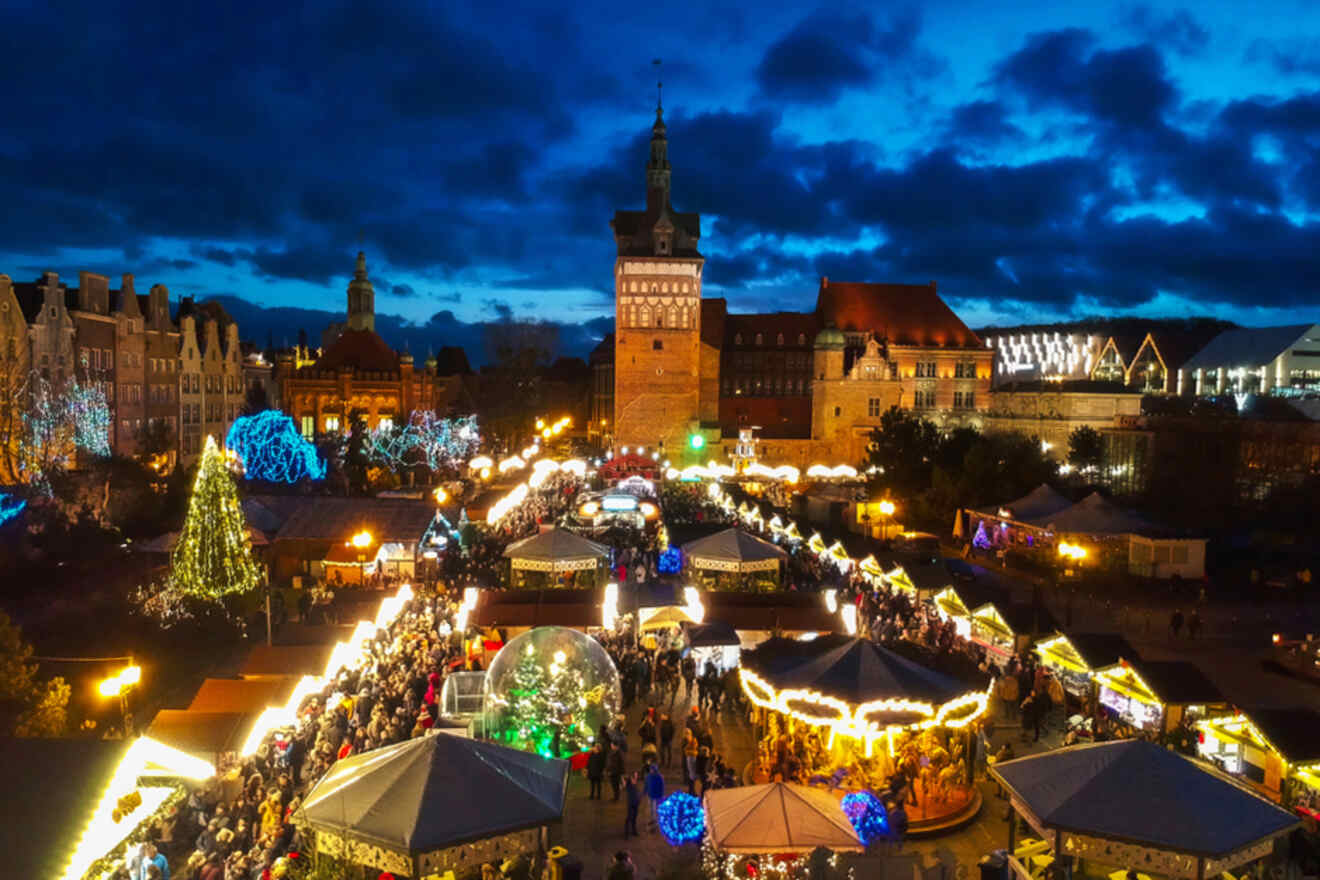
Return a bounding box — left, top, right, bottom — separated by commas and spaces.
483, 626, 622, 758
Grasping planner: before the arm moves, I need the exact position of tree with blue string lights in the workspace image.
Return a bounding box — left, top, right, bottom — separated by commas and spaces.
225, 410, 326, 484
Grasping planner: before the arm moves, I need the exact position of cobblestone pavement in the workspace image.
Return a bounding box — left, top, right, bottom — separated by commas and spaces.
552, 684, 1067, 879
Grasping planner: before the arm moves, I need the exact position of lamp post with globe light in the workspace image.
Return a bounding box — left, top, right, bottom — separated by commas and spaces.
351, 530, 373, 585
98, 663, 141, 737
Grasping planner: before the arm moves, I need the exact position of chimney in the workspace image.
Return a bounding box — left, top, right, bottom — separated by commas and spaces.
122, 274, 136, 296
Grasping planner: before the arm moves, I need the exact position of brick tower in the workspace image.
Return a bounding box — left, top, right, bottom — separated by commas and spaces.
610, 99, 704, 455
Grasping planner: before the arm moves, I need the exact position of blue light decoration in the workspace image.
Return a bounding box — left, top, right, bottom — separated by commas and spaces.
840, 790, 888, 846
657, 791, 705, 846
225, 410, 327, 483
0, 492, 27, 527
658, 546, 682, 575
972, 520, 991, 550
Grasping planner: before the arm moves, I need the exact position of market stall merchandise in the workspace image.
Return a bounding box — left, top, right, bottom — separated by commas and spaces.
1196, 708, 1320, 814
297, 733, 569, 878
739, 636, 989, 832
1091, 658, 1225, 734
991, 740, 1298, 880
1033, 633, 1138, 701
501, 527, 611, 589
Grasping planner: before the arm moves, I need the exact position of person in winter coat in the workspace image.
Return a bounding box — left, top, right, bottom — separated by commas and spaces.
587, 742, 606, 799
681, 655, 696, 700
658, 713, 675, 767
607, 851, 636, 880
607, 742, 625, 801
644, 763, 665, 830
623, 772, 642, 837
682, 728, 699, 793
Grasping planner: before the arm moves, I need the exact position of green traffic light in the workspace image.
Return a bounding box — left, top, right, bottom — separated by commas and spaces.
689, 433, 705, 450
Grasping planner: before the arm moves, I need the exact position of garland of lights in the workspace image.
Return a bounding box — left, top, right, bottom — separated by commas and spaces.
67, 379, 112, 458
657, 792, 705, 845
225, 410, 326, 482
170, 436, 262, 599
364, 411, 480, 474
840, 791, 888, 846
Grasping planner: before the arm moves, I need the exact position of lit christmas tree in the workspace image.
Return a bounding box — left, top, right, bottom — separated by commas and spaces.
501, 643, 588, 758
171, 435, 262, 599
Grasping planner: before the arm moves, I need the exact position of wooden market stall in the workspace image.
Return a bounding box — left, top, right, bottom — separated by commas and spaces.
704, 782, 864, 877
992, 740, 1298, 880
1091, 657, 1226, 735
1033, 632, 1139, 703
1196, 708, 1320, 814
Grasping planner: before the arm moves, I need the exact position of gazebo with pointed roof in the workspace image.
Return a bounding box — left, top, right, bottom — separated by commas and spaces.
298, 733, 569, 878
682, 527, 787, 591
991, 740, 1298, 879
502, 527, 611, 588
704, 782, 864, 855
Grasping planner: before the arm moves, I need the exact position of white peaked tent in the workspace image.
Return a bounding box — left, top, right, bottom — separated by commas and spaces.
704, 782, 864, 854
502, 527, 611, 572
681, 528, 787, 573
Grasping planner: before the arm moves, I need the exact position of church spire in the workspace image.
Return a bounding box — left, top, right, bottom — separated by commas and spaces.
346, 250, 376, 333
646, 64, 671, 214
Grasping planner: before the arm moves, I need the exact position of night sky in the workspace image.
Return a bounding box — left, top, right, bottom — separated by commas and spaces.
4, 0, 1319, 362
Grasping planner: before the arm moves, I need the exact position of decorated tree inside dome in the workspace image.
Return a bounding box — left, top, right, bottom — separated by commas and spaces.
484, 626, 620, 759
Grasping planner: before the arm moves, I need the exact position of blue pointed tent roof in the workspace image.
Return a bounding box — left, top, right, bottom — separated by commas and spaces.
991, 740, 1297, 857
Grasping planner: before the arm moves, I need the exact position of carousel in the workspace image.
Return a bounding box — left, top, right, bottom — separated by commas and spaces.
739, 634, 990, 834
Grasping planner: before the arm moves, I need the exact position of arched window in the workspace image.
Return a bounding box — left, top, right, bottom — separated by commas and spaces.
798, 333, 806, 345
735, 333, 742, 345
639, 306, 652, 327
755, 333, 763, 346
777, 333, 784, 346
661, 282, 669, 293
668, 306, 679, 327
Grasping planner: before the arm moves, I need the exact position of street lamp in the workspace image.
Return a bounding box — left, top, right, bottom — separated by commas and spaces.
351, 530, 373, 585
878, 499, 896, 541
98, 664, 141, 736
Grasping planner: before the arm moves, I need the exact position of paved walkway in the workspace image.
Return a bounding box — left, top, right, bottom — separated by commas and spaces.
553, 680, 1074, 879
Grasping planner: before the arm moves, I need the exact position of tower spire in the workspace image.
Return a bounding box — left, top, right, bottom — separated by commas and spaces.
646, 59, 671, 213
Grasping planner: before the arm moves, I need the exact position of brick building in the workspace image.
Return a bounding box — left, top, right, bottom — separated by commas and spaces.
277, 253, 462, 438
606, 106, 992, 467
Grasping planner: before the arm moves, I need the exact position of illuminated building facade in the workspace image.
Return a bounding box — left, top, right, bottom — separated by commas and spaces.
608, 107, 992, 466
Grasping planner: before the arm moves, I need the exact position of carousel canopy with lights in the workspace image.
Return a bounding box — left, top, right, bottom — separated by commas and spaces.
991, 740, 1298, 878
502, 527, 610, 572
704, 782, 864, 854
739, 636, 989, 750
681, 527, 787, 573
298, 733, 569, 876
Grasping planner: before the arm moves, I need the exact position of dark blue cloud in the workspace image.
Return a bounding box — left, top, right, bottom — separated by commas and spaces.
755, 8, 935, 103
0, 0, 1317, 341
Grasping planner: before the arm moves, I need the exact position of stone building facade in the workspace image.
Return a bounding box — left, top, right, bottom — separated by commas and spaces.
981, 381, 1144, 459
3, 269, 248, 467
277, 253, 461, 438
607, 108, 993, 467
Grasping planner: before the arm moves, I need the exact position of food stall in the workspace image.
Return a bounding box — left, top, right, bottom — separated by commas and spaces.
1092, 658, 1225, 735
1033, 633, 1139, 701
1196, 708, 1320, 815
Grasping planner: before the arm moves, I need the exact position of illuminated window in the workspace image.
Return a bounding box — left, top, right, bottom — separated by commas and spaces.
324, 415, 340, 432
301, 415, 314, 438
